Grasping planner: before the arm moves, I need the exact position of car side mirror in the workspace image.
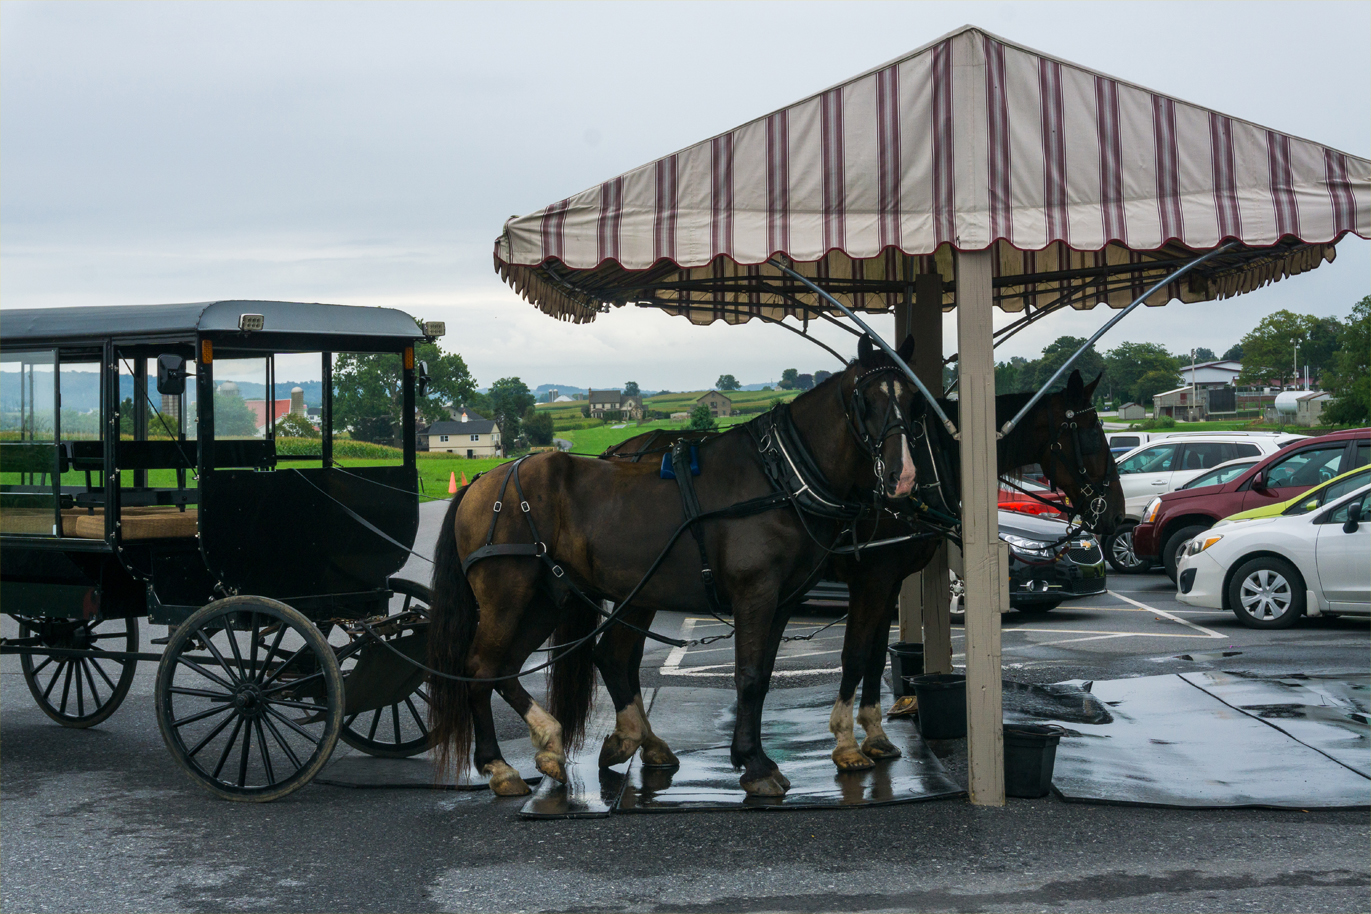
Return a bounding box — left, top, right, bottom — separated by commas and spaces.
156, 354, 187, 395
1343, 503, 1363, 534
1251, 472, 1267, 491
416, 360, 431, 398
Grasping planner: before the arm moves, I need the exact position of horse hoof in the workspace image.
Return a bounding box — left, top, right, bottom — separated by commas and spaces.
741, 774, 788, 797
861, 736, 902, 760
487, 769, 531, 797
535, 751, 568, 784
598, 733, 641, 769
771, 770, 791, 790
639, 740, 680, 769
832, 746, 876, 771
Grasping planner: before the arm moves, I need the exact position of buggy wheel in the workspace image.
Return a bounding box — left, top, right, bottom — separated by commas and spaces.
19, 616, 138, 728
338, 579, 433, 759
155, 596, 343, 802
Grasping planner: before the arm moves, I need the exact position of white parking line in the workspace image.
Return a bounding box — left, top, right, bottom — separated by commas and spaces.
1108, 589, 1225, 638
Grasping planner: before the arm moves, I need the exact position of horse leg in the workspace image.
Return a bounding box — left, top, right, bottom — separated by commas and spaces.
856, 576, 902, 761
731, 596, 791, 796
593, 609, 650, 768
469, 682, 530, 796
829, 570, 878, 771
497, 675, 568, 785
592, 607, 680, 769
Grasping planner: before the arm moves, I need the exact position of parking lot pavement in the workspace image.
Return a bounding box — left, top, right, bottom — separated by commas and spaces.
3, 503, 1367, 913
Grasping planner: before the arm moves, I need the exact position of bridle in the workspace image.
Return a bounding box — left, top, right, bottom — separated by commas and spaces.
844, 366, 917, 498
1041, 405, 1113, 532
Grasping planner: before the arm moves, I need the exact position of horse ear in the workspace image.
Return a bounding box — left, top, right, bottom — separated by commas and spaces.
1065, 369, 1084, 400
858, 334, 876, 367
1084, 372, 1102, 400
897, 334, 916, 364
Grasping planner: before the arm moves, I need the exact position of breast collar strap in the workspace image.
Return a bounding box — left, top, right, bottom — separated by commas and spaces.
751, 404, 868, 521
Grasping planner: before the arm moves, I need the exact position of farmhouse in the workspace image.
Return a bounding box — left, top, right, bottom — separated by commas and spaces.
696, 390, 734, 417
587, 389, 644, 419
420, 410, 501, 457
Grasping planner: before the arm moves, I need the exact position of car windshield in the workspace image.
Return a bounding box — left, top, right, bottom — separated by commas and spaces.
1117, 444, 1174, 475
1181, 460, 1257, 489
1284, 468, 1371, 516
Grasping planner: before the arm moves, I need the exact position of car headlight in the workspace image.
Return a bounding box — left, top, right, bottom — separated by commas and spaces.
1143, 497, 1162, 523
1002, 533, 1054, 558
1186, 534, 1223, 556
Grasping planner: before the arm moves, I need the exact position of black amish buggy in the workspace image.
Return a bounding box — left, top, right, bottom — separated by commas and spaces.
1, 301, 442, 800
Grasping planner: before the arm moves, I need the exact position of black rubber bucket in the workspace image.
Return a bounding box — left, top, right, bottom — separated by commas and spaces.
911, 673, 966, 739
887, 642, 925, 698
1003, 724, 1063, 798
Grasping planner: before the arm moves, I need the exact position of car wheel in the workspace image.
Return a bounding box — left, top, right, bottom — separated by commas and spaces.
1105, 523, 1152, 574
1014, 600, 1063, 614
1162, 524, 1210, 584
1227, 557, 1306, 629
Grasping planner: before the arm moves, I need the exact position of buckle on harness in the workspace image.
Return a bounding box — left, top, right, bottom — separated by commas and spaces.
520, 500, 531, 513
493, 501, 502, 513
551, 564, 565, 578
701, 566, 714, 584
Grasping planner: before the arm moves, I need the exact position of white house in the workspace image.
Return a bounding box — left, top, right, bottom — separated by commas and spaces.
420, 410, 501, 458
1118, 402, 1146, 421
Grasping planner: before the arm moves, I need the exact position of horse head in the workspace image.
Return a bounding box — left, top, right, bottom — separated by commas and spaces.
845, 334, 922, 500
1029, 370, 1126, 536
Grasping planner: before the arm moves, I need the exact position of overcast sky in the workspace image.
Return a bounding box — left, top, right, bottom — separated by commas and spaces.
3, 1, 1367, 390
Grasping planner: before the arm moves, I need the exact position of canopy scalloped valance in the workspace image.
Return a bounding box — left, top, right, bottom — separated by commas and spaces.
494, 26, 1367, 325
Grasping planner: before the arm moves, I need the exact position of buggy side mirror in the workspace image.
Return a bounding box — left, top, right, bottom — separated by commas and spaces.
416, 360, 431, 398
157, 354, 187, 395
1343, 503, 1362, 534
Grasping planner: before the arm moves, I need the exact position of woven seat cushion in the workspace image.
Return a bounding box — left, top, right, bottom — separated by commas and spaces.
72, 507, 198, 541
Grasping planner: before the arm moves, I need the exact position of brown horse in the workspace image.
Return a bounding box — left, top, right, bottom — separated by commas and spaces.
603, 369, 1124, 773
427, 337, 926, 797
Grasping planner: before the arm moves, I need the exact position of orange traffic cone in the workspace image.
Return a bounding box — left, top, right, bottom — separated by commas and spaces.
448, 472, 458, 495
460, 472, 468, 487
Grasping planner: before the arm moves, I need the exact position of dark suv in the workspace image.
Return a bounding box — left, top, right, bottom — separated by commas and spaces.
1133, 428, 1370, 580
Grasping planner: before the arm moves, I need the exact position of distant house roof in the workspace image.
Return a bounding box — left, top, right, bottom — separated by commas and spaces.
1154, 386, 1198, 399
423, 418, 498, 436
588, 389, 622, 404
1297, 391, 1331, 402
1119, 402, 1139, 409
696, 390, 732, 403
553, 395, 575, 402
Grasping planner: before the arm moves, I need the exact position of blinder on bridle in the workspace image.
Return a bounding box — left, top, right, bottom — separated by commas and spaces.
846, 367, 915, 494
1047, 406, 1111, 528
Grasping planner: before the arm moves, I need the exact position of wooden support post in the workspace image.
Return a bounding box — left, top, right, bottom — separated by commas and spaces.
895, 273, 953, 672
956, 249, 1005, 806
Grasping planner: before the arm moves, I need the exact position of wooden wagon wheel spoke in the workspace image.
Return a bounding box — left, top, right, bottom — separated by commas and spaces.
156, 597, 342, 802
338, 579, 434, 759
19, 616, 140, 729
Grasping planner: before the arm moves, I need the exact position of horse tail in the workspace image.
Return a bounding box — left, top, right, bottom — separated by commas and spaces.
427, 484, 476, 779
547, 596, 598, 751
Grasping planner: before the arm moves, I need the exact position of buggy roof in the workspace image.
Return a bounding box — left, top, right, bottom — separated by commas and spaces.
1, 300, 424, 347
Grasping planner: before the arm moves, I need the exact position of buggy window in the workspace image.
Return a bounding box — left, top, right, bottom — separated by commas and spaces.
331, 351, 405, 466
1, 350, 59, 536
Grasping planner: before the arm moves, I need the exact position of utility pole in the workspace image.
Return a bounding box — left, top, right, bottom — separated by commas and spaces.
1293, 340, 1301, 391
1190, 348, 1197, 421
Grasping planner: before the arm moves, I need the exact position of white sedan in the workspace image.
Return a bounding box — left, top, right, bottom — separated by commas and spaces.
1176, 485, 1370, 628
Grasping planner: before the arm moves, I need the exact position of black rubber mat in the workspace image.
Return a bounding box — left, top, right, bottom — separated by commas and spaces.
616, 684, 964, 812
1008, 673, 1370, 809
1178, 671, 1369, 777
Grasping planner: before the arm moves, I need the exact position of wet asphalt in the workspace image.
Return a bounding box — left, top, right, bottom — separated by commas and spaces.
2, 498, 1367, 913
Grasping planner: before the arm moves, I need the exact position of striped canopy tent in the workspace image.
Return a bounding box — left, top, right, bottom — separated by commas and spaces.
492, 25, 1368, 808
495, 25, 1368, 326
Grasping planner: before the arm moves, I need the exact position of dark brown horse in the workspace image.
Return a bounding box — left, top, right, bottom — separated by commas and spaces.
427, 337, 926, 797
603, 369, 1124, 773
